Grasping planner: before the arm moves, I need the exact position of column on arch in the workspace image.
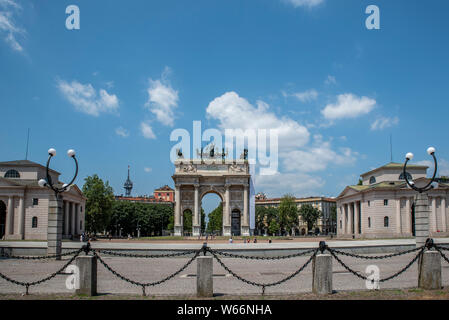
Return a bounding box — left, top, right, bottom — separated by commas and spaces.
193, 184, 200, 236
225, 184, 231, 229
174, 185, 182, 236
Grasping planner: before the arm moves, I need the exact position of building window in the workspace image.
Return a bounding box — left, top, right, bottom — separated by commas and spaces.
384, 216, 389, 227
384, 199, 388, 206
33, 198, 39, 206
399, 172, 413, 181
368, 217, 371, 228
340, 220, 342, 229
4, 169, 20, 178
32, 217, 38, 228
368, 201, 370, 207
369, 176, 376, 184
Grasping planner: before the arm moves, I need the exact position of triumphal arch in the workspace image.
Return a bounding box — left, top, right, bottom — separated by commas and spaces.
172, 146, 251, 237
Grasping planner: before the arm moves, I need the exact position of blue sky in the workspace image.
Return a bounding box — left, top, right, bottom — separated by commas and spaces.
1, 0, 449, 213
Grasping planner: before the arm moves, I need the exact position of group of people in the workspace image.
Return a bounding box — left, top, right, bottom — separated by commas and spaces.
228, 237, 272, 244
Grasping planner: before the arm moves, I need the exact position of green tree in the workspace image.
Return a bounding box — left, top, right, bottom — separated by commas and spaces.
279, 194, 298, 235
357, 179, 363, 185
82, 174, 115, 234
206, 203, 223, 234
183, 210, 192, 233
268, 220, 280, 236
298, 204, 322, 232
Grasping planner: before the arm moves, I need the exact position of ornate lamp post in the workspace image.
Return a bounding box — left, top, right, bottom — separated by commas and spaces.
38, 148, 78, 259
403, 147, 437, 248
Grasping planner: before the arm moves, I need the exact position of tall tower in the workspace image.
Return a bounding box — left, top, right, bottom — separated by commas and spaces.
124, 165, 133, 197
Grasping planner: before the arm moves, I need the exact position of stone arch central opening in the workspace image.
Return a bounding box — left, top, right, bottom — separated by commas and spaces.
202, 191, 223, 236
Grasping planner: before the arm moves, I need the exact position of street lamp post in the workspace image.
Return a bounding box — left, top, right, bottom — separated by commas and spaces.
38, 148, 78, 259
403, 147, 437, 248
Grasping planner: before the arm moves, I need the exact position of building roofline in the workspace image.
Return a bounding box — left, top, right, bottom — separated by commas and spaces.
0, 160, 60, 175
360, 162, 428, 178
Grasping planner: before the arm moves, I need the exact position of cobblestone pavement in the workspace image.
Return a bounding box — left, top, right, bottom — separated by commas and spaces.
0, 252, 448, 296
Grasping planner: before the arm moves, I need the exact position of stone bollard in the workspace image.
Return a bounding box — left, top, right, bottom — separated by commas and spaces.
312, 254, 333, 295
418, 250, 441, 290
197, 256, 213, 297
75, 255, 97, 296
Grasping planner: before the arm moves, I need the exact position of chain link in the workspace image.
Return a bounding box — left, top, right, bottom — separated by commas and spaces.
94, 249, 198, 259
208, 247, 317, 294
327, 245, 424, 260
1, 249, 82, 260
93, 249, 201, 295
328, 247, 424, 282
0, 248, 83, 295
208, 248, 317, 260
434, 245, 449, 265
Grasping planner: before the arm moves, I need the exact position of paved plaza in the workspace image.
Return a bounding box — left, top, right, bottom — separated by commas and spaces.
0, 250, 448, 296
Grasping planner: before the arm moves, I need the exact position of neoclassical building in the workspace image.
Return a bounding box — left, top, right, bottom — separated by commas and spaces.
255, 194, 337, 235
0, 160, 86, 240
337, 163, 449, 239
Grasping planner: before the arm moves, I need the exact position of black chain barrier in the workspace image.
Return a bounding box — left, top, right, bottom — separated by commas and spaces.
94, 249, 198, 259
0, 248, 83, 295
93, 248, 201, 296
1, 238, 448, 295
207, 247, 318, 295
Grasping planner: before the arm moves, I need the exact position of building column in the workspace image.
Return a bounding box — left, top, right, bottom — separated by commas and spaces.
431, 197, 437, 232
174, 185, 182, 236
64, 201, 69, 236
348, 203, 354, 236
18, 196, 25, 239
6, 196, 14, 235
223, 184, 231, 236
242, 184, 249, 236
193, 185, 200, 236
442, 197, 447, 233
71, 202, 76, 236
354, 201, 359, 236
75, 204, 80, 235
406, 197, 412, 234
341, 206, 346, 235
396, 198, 402, 234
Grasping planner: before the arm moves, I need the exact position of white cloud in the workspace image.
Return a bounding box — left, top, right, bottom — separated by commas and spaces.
206, 91, 310, 149
370, 116, 399, 131
284, 0, 324, 8
115, 127, 129, 138
255, 172, 325, 197
281, 136, 357, 172
0, 0, 24, 52
146, 67, 179, 127
57, 79, 119, 116
285, 89, 318, 103
140, 122, 156, 139
415, 159, 449, 177
325, 75, 336, 85
144, 167, 152, 173
321, 93, 376, 120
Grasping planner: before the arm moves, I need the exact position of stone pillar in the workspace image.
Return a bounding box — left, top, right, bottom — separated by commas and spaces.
76, 256, 97, 296
442, 197, 447, 233
174, 185, 182, 236
415, 193, 430, 248
18, 196, 25, 239
47, 194, 63, 259
431, 197, 437, 232
6, 196, 14, 236
312, 254, 333, 295
396, 198, 402, 234
418, 250, 441, 290
64, 201, 69, 237
197, 256, 213, 297
354, 202, 359, 236
341, 206, 346, 235
193, 185, 200, 237
75, 204, 80, 235
71, 202, 76, 237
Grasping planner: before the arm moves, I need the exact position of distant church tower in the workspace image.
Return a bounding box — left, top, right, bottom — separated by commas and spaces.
124, 165, 133, 196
